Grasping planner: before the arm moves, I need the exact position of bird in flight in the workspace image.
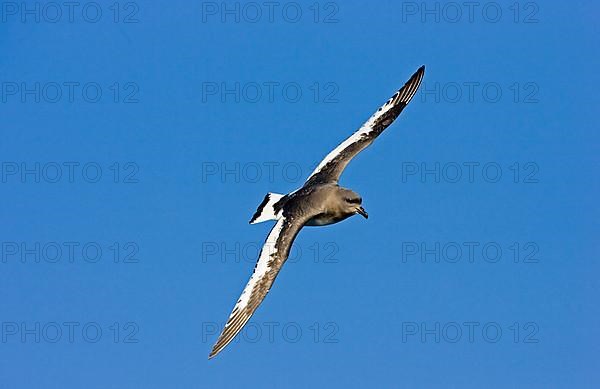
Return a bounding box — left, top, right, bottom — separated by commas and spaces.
209, 66, 425, 358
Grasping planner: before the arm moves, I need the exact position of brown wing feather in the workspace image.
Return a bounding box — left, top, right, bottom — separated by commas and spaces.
209, 216, 306, 358
305, 66, 425, 186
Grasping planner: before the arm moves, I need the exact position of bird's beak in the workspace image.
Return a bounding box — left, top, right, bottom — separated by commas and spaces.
356, 206, 368, 219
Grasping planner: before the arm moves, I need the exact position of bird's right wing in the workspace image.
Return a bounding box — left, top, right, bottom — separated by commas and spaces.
304, 66, 425, 186
209, 214, 306, 358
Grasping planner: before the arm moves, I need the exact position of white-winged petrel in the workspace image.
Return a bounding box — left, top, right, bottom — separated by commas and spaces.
210, 66, 425, 358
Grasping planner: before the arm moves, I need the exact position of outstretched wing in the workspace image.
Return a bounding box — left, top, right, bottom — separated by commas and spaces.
304, 66, 425, 186
209, 215, 306, 358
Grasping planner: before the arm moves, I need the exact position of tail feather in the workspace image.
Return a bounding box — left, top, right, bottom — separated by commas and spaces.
249, 193, 284, 224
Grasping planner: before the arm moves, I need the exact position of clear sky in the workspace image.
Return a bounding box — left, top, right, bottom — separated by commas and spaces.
1, 0, 598, 388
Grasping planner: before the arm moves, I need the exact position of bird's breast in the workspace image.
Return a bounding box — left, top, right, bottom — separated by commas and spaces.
305, 211, 352, 226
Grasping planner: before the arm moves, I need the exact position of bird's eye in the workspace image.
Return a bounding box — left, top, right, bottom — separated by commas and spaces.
345, 198, 360, 204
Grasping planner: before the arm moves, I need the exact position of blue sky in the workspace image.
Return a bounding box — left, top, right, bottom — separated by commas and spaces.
1, 0, 598, 387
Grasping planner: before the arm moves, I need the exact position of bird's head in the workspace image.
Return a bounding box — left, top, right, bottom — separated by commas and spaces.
340, 189, 368, 219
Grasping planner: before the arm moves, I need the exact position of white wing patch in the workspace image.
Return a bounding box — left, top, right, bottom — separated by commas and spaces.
307, 65, 425, 182
309, 123, 372, 179
235, 219, 284, 308
209, 218, 288, 358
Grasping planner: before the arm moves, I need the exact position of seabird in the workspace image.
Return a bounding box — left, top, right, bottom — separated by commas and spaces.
209, 66, 425, 358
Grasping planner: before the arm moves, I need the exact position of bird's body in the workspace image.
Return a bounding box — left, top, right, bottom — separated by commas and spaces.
209, 66, 425, 358
274, 183, 364, 227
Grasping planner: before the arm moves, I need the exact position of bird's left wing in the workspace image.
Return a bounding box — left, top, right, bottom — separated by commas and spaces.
209, 215, 306, 358
304, 66, 425, 186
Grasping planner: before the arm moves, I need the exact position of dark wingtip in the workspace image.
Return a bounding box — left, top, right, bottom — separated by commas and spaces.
414, 65, 425, 78
411, 65, 425, 80
208, 347, 219, 359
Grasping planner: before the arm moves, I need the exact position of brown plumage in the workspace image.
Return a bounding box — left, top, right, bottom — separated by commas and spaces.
209, 66, 425, 358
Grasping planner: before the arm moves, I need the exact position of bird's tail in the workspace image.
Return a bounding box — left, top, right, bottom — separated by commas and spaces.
249, 192, 284, 224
